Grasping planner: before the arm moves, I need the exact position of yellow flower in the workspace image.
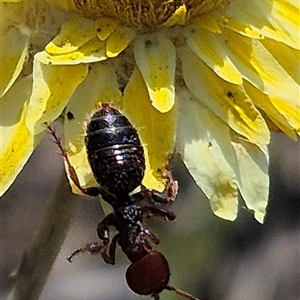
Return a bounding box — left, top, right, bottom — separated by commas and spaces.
1, 0, 299, 223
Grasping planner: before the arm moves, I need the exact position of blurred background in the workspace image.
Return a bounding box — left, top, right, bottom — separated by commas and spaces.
0, 132, 299, 300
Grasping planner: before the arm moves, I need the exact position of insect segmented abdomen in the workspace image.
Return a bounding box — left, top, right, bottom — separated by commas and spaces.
85, 104, 145, 195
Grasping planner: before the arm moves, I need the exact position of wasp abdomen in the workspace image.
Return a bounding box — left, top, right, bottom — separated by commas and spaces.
85, 104, 145, 195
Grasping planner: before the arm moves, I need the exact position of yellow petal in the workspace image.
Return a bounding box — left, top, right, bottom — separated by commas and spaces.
134, 32, 175, 113
122, 67, 177, 192
262, 37, 300, 85
231, 137, 269, 223
221, 12, 266, 39
45, 17, 98, 55
184, 25, 243, 84
106, 26, 135, 57
224, 30, 300, 133
176, 90, 238, 221
0, 26, 29, 97
64, 63, 122, 192
244, 81, 299, 139
163, 4, 187, 26
255, 0, 299, 49
180, 46, 270, 145
192, 13, 222, 33
224, 30, 299, 98
0, 76, 35, 196
96, 18, 118, 41
224, 0, 299, 49
26, 59, 88, 135
35, 37, 107, 65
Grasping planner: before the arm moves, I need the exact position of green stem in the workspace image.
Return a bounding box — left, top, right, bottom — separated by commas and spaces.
9, 169, 79, 300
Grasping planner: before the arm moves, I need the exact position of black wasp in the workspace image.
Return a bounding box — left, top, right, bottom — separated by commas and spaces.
47, 103, 199, 300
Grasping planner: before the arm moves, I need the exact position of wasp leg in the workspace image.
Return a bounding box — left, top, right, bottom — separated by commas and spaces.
151, 170, 178, 204
96, 213, 117, 264
141, 206, 176, 222
102, 233, 119, 265
67, 213, 116, 262
143, 228, 160, 245
141, 207, 176, 245
46, 124, 117, 203
67, 242, 107, 262
136, 171, 178, 205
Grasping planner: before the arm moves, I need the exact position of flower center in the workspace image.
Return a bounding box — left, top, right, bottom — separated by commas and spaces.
71, 0, 227, 27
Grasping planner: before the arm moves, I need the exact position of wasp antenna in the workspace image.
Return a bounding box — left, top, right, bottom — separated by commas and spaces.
166, 285, 202, 300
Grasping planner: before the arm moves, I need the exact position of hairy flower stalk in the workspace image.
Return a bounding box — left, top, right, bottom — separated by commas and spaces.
1, 0, 299, 224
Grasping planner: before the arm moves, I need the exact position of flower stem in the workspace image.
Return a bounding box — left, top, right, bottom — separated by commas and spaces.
9, 169, 79, 300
